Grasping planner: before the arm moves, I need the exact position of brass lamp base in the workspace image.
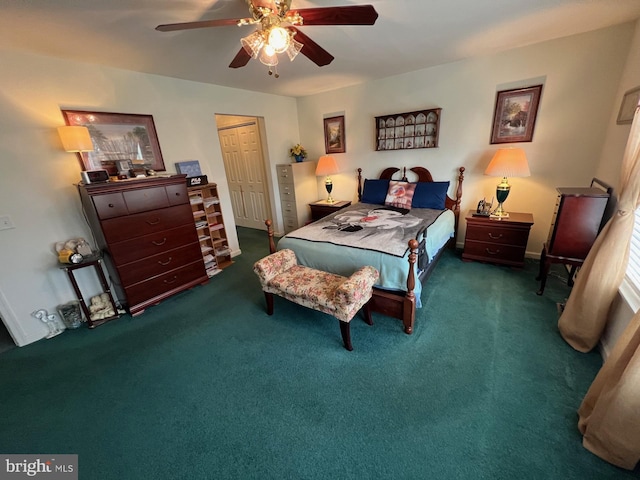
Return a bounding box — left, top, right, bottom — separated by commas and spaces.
325, 177, 335, 204
490, 178, 511, 218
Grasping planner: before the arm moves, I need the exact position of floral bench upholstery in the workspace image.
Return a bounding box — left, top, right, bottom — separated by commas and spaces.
253, 249, 380, 351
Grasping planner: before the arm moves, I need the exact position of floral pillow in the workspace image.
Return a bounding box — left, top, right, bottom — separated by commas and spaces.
384, 181, 416, 209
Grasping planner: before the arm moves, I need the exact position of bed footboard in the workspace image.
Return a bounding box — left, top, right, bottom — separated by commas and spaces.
264, 220, 417, 334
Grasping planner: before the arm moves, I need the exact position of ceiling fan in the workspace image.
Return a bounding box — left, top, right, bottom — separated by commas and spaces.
156, 0, 378, 77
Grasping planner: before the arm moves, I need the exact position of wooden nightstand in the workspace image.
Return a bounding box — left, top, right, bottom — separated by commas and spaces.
309, 200, 351, 221
462, 211, 534, 268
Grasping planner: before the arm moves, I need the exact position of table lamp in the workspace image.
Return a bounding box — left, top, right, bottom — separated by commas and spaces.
484, 147, 530, 218
57, 126, 93, 153
316, 155, 339, 203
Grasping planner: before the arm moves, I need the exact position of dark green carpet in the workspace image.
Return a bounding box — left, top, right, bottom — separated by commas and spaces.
0, 227, 636, 479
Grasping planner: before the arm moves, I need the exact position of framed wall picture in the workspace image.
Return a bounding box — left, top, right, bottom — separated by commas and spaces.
616, 86, 640, 125
375, 108, 441, 151
490, 85, 543, 144
324, 115, 346, 154
61, 110, 166, 174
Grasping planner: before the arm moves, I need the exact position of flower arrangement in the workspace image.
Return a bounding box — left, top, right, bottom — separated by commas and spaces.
289, 144, 308, 161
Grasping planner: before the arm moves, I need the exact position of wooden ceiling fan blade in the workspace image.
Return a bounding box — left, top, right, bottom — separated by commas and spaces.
291, 28, 334, 67
156, 17, 249, 32
229, 48, 252, 68
291, 5, 378, 26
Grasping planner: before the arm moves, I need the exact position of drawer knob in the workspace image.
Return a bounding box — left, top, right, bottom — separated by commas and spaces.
158, 257, 173, 266
146, 218, 161, 225
152, 238, 167, 246
108, 203, 114, 208
488, 233, 503, 240
485, 248, 501, 255
163, 275, 178, 284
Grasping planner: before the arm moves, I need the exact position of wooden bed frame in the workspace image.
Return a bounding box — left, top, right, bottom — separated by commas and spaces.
266, 166, 464, 335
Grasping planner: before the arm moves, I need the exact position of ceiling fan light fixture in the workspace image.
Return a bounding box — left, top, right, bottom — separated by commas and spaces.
240, 30, 265, 59
267, 26, 290, 54
285, 38, 303, 61
259, 45, 279, 67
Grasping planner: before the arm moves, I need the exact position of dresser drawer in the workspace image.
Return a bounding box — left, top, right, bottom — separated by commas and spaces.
463, 240, 526, 264
101, 204, 193, 243
123, 186, 170, 214
93, 193, 128, 219
283, 214, 298, 233
465, 224, 529, 246
116, 243, 203, 287
125, 261, 206, 307
166, 183, 189, 206
109, 224, 198, 265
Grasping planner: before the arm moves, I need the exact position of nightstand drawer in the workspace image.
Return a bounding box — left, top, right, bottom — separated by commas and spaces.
463, 240, 526, 265
465, 224, 530, 246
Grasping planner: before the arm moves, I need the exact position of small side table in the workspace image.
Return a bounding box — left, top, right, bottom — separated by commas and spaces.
309, 200, 351, 221
462, 211, 534, 268
58, 254, 120, 328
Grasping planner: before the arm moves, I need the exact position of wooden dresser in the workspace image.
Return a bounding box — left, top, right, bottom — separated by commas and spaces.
78, 175, 208, 315
462, 211, 534, 268
275, 162, 317, 233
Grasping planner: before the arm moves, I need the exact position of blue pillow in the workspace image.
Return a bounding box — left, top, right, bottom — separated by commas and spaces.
361, 179, 390, 204
412, 181, 450, 209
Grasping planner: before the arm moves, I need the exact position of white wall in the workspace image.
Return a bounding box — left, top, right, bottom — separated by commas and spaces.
296, 23, 635, 257
593, 19, 640, 356
0, 50, 300, 346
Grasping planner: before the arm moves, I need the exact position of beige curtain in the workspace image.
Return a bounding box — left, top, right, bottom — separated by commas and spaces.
558, 104, 640, 470
558, 105, 640, 352
578, 310, 640, 469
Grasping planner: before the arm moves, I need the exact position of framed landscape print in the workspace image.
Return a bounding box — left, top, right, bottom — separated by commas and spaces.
616, 86, 640, 125
324, 115, 346, 154
61, 110, 166, 174
490, 85, 543, 144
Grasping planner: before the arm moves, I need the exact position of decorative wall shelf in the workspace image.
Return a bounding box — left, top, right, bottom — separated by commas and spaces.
375, 108, 441, 151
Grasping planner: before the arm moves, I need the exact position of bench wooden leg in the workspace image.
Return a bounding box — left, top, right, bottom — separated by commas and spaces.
264, 292, 274, 315
339, 320, 353, 351
363, 302, 373, 326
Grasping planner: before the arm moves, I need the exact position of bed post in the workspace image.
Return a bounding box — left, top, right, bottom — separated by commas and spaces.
403, 239, 418, 334
357, 168, 363, 202
265, 219, 276, 254
452, 167, 465, 248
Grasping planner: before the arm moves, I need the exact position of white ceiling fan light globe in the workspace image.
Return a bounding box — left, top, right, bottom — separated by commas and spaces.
267, 26, 290, 53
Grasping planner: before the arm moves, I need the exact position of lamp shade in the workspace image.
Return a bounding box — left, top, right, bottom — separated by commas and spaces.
484, 148, 530, 178
315, 155, 339, 176
57, 126, 93, 152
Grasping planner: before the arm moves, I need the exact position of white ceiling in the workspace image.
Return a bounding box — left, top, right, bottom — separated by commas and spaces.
1, 0, 639, 98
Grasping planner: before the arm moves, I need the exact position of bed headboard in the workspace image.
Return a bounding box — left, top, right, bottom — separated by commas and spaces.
356, 166, 465, 246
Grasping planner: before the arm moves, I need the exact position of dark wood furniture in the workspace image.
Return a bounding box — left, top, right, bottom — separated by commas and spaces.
78, 175, 208, 316
309, 200, 351, 221
58, 254, 120, 328
462, 212, 534, 268
266, 165, 465, 335
536, 186, 610, 295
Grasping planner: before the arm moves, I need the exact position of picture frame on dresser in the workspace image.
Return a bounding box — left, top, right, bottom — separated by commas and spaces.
324, 116, 346, 154
490, 85, 542, 144
61, 110, 166, 175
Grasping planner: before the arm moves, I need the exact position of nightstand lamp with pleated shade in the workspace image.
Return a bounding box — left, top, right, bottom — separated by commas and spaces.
316, 155, 339, 203
484, 147, 530, 218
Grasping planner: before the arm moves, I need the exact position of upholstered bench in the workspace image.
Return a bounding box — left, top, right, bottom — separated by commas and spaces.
253, 249, 380, 351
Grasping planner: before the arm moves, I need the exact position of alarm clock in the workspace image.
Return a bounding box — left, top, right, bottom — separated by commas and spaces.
80, 169, 110, 184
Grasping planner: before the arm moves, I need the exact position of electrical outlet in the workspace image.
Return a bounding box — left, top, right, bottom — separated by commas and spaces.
0, 215, 15, 231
